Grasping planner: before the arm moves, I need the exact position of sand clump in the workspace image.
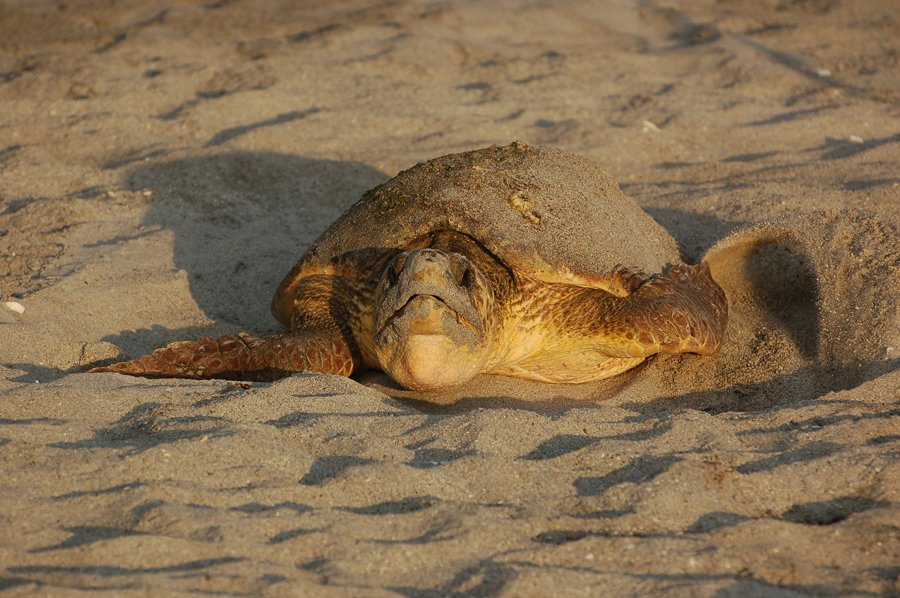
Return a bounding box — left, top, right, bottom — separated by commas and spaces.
1, 0, 899, 596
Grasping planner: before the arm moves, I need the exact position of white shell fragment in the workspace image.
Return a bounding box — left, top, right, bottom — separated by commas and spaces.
3, 301, 25, 314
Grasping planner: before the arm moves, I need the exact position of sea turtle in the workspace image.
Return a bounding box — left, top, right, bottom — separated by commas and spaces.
93, 142, 728, 391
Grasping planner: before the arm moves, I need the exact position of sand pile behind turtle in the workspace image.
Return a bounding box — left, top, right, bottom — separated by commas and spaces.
701, 209, 900, 407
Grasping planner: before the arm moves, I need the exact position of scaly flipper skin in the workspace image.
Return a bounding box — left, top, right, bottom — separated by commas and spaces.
600, 261, 728, 358
89, 330, 358, 382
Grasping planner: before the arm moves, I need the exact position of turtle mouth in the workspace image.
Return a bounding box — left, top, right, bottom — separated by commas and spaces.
376, 290, 483, 338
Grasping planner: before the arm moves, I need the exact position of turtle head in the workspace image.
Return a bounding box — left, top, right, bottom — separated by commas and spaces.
374, 248, 498, 390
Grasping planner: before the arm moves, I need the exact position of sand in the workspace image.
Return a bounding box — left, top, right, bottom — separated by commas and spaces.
1, 0, 899, 595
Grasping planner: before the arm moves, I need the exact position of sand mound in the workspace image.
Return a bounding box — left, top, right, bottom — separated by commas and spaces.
706, 209, 900, 401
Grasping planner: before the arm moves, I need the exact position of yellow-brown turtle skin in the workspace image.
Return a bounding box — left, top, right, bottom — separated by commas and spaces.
93, 142, 728, 393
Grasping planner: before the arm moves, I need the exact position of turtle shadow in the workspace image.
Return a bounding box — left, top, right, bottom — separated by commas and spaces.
99, 151, 388, 357
641, 208, 747, 264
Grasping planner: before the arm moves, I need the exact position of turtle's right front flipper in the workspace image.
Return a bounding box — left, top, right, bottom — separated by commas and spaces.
90, 330, 359, 382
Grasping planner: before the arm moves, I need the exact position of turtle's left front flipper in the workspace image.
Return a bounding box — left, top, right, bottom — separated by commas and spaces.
597, 261, 729, 358
90, 330, 359, 382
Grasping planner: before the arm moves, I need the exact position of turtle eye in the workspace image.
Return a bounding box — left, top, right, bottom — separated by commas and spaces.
462, 265, 474, 287
386, 253, 407, 285
448, 256, 470, 285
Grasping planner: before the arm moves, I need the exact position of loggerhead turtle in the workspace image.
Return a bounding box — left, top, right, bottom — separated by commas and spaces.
93, 142, 728, 391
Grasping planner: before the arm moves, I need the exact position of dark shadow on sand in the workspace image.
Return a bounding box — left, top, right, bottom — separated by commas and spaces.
96, 150, 388, 358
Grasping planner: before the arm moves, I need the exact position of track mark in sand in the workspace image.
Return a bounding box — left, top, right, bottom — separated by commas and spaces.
298, 455, 373, 485
339, 496, 436, 515
743, 106, 833, 127
407, 447, 473, 469
29, 526, 145, 554
268, 527, 321, 544
231, 501, 313, 515
780, 496, 890, 526
7, 556, 245, 577
519, 434, 600, 460
735, 441, 841, 475
52, 482, 147, 501
573, 454, 681, 496
205, 108, 320, 147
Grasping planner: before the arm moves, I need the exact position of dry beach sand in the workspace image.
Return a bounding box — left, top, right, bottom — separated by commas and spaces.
2, 0, 900, 595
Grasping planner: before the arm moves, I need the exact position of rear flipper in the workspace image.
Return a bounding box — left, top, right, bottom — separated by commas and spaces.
90, 330, 358, 382
599, 261, 728, 358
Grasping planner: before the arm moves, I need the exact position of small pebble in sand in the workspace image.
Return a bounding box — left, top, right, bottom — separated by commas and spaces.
3, 301, 25, 314
641, 119, 660, 133
816, 69, 832, 77
849, 135, 864, 144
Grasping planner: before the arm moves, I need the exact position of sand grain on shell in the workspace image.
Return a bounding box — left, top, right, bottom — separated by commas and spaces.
1, 0, 900, 596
